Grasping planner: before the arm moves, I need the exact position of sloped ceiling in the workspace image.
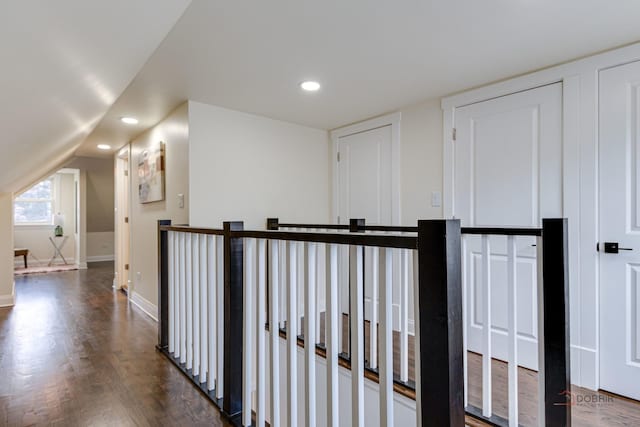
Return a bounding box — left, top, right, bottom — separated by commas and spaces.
78, 0, 640, 157
0, 0, 191, 193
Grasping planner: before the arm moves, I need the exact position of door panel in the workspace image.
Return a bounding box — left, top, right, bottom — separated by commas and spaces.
599, 60, 640, 400
454, 83, 563, 370
337, 125, 395, 327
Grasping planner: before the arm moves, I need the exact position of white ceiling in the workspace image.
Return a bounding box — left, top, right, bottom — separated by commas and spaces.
19, 0, 640, 164
0, 0, 191, 192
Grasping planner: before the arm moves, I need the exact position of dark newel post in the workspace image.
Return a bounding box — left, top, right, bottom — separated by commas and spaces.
541, 218, 571, 426
157, 219, 171, 349
266, 217, 279, 230
349, 218, 365, 232
417, 220, 464, 426
223, 221, 244, 419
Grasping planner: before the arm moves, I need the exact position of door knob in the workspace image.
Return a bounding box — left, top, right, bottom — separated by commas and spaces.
600, 242, 633, 253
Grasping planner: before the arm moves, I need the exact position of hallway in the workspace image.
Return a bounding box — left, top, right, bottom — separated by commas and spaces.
0, 262, 230, 426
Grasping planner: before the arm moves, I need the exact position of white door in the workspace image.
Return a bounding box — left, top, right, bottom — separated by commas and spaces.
336, 124, 395, 341
453, 83, 563, 369
599, 61, 640, 401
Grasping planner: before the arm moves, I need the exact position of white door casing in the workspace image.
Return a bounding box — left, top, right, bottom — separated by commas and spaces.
599, 60, 640, 401
453, 83, 563, 369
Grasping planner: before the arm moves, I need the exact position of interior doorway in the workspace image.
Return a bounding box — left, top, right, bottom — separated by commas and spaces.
115, 146, 131, 293
599, 60, 640, 401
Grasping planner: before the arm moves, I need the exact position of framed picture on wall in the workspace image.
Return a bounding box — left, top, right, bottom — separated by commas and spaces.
138, 141, 165, 203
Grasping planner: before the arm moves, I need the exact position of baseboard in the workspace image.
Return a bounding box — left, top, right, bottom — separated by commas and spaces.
571, 344, 598, 391
0, 281, 16, 307
130, 291, 158, 322
87, 255, 115, 263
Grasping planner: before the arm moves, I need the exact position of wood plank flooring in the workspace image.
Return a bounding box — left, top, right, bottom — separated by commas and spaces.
0, 262, 231, 427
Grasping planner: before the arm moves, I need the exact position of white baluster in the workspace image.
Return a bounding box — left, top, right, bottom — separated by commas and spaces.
168, 231, 175, 354
180, 233, 187, 363
269, 240, 281, 427
207, 235, 216, 392
173, 232, 180, 358
243, 238, 255, 427
326, 244, 339, 427
400, 249, 409, 383
350, 245, 364, 427
379, 248, 394, 427
316, 241, 324, 344
507, 236, 519, 427
288, 241, 298, 427
462, 234, 469, 407
536, 235, 545, 427
193, 234, 200, 377
298, 238, 305, 336
186, 233, 193, 370
305, 243, 317, 427
200, 234, 208, 384
482, 235, 492, 417
216, 235, 224, 399
412, 249, 421, 427
257, 239, 267, 427
280, 240, 288, 329
370, 247, 379, 370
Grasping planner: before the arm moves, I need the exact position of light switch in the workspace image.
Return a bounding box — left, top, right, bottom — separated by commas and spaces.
178, 193, 184, 209
431, 191, 442, 207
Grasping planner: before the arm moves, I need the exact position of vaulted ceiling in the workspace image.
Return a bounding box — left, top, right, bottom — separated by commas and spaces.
6, 0, 640, 187
0, 0, 191, 192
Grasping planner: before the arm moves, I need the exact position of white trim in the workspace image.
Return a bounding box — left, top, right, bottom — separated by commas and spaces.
0, 281, 15, 307
130, 291, 158, 322
330, 112, 402, 225
87, 254, 115, 263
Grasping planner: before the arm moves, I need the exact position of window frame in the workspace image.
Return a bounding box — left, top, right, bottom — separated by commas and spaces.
14, 176, 56, 227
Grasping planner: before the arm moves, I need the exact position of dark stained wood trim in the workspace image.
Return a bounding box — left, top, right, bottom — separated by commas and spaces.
417, 219, 465, 426
160, 225, 225, 235
157, 219, 171, 350
230, 230, 417, 249
541, 218, 571, 426
223, 221, 244, 419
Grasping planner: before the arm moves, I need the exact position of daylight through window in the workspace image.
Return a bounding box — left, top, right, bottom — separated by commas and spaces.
14, 178, 54, 224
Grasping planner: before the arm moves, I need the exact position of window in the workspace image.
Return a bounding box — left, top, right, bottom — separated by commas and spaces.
14, 178, 54, 225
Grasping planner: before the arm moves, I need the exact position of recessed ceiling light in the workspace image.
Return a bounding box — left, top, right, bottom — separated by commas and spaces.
97, 144, 112, 150
120, 116, 139, 125
300, 81, 321, 92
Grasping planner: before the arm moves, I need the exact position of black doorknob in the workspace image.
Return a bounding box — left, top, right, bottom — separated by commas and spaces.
600, 242, 633, 253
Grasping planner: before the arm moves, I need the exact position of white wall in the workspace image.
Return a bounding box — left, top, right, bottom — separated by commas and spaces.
129, 103, 189, 314
86, 232, 115, 262
0, 193, 14, 306
398, 99, 443, 223
188, 101, 331, 229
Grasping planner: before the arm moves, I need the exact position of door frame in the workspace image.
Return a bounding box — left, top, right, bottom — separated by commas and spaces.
330, 112, 402, 225
114, 145, 131, 292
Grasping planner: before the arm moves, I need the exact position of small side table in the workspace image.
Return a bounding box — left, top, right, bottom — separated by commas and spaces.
15, 248, 29, 268
48, 236, 69, 266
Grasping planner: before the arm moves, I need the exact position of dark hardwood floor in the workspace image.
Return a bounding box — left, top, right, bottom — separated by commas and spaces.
0, 262, 231, 427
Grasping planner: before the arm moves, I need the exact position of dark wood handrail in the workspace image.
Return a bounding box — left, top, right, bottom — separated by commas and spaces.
160, 225, 225, 235
230, 229, 417, 249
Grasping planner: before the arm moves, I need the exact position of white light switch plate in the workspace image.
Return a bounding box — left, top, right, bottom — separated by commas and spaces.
431, 191, 442, 207
178, 193, 184, 209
